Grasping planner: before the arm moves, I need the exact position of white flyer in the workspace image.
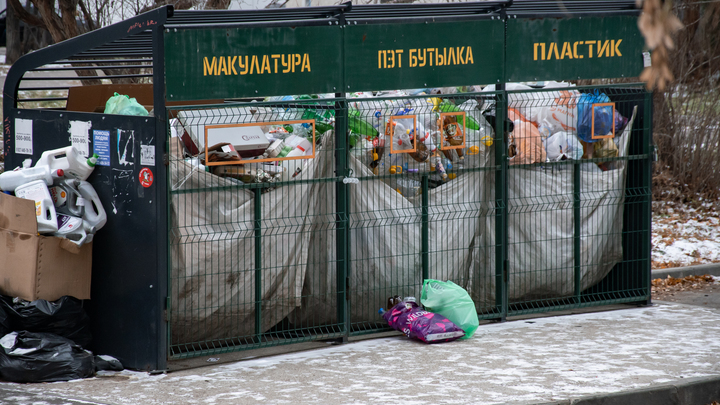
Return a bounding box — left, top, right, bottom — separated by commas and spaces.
141, 145, 155, 166
14, 118, 33, 155
69, 120, 92, 157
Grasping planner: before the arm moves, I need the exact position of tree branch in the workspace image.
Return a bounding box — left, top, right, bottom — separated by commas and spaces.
7, 0, 47, 29
78, 0, 96, 31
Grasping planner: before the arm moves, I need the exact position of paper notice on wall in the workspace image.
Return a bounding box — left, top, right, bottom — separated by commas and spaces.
141, 145, 155, 166
93, 129, 111, 166
69, 121, 92, 157
14, 118, 33, 155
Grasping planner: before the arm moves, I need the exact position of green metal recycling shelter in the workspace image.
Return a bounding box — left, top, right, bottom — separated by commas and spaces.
3, 0, 652, 371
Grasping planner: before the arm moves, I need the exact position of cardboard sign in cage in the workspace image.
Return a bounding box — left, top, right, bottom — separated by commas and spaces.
203, 119, 316, 166
591, 102, 616, 140
438, 112, 467, 151
387, 115, 418, 154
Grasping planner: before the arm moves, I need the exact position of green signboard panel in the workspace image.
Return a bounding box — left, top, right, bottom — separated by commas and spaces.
164, 26, 342, 100
506, 16, 644, 82
344, 21, 504, 92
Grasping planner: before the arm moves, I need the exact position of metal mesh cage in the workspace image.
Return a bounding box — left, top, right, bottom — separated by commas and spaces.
166, 84, 650, 358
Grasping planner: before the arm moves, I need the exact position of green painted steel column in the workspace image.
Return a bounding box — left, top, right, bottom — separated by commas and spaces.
495, 11, 509, 321
495, 90, 508, 321
335, 95, 350, 341
642, 90, 654, 305
421, 174, 429, 282
573, 161, 582, 302
254, 188, 262, 341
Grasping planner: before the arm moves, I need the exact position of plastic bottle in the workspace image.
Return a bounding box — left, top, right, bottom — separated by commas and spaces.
14, 180, 59, 233
391, 178, 421, 197
537, 124, 552, 141
49, 179, 85, 218
76, 180, 107, 234
284, 137, 312, 157
433, 154, 448, 180
53, 213, 91, 246
393, 126, 413, 151
35, 146, 99, 181
0, 164, 65, 192
262, 139, 294, 159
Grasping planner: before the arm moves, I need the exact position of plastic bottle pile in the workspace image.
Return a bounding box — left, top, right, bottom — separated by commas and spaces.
0, 146, 107, 246
345, 89, 495, 197
179, 83, 629, 192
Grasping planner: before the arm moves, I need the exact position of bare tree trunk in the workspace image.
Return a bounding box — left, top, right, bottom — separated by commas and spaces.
205, 0, 231, 9
6, 3, 23, 65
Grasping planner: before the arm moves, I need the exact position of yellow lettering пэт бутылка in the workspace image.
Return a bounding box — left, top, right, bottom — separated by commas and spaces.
378, 46, 474, 69
202, 54, 311, 76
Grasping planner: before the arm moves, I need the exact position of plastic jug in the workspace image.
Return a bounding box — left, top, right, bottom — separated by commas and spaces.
0, 164, 64, 192
49, 179, 85, 218
77, 180, 107, 233
35, 146, 99, 181
53, 214, 91, 246
14, 180, 59, 233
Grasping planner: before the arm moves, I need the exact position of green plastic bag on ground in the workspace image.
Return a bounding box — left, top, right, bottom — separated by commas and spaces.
104, 92, 149, 116
421, 279, 479, 339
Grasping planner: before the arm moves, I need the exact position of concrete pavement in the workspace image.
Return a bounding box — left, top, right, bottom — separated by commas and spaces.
0, 264, 719, 405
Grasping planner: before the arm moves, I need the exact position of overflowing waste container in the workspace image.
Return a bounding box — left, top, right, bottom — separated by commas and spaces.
2, 0, 652, 372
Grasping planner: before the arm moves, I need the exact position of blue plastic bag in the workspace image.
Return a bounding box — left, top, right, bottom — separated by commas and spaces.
577, 90, 613, 143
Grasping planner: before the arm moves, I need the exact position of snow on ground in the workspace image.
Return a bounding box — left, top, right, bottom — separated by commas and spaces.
652, 200, 720, 269
4, 303, 720, 405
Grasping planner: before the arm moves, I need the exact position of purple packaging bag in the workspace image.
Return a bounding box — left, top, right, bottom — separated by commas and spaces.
382, 301, 465, 343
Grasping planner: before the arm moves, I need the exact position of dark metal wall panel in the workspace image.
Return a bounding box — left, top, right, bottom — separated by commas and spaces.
4, 109, 164, 371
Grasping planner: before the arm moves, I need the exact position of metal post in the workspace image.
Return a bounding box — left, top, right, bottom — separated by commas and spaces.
335, 95, 350, 342
153, 19, 169, 372
642, 90, 654, 305
495, 90, 508, 321
573, 162, 582, 302
254, 188, 262, 342
421, 173, 429, 282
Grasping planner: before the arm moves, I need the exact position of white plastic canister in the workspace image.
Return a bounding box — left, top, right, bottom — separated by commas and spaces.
35, 146, 98, 181
14, 180, 59, 233
77, 180, 107, 233
0, 166, 64, 192
53, 214, 91, 246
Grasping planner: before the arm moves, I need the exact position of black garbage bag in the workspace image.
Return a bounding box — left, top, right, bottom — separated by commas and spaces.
94, 354, 124, 372
0, 303, 14, 337
0, 296, 92, 348
0, 331, 95, 383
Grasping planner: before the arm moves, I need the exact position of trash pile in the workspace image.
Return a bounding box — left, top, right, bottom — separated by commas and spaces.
172, 95, 336, 187
346, 89, 495, 196
0, 295, 123, 383
170, 83, 630, 196
380, 279, 479, 344
0, 145, 115, 382
482, 82, 630, 169
0, 145, 107, 246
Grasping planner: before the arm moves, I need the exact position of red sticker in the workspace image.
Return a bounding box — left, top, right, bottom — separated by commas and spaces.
139, 167, 154, 188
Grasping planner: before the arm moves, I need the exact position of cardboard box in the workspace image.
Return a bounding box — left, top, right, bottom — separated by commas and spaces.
0, 193, 92, 302
65, 83, 224, 114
